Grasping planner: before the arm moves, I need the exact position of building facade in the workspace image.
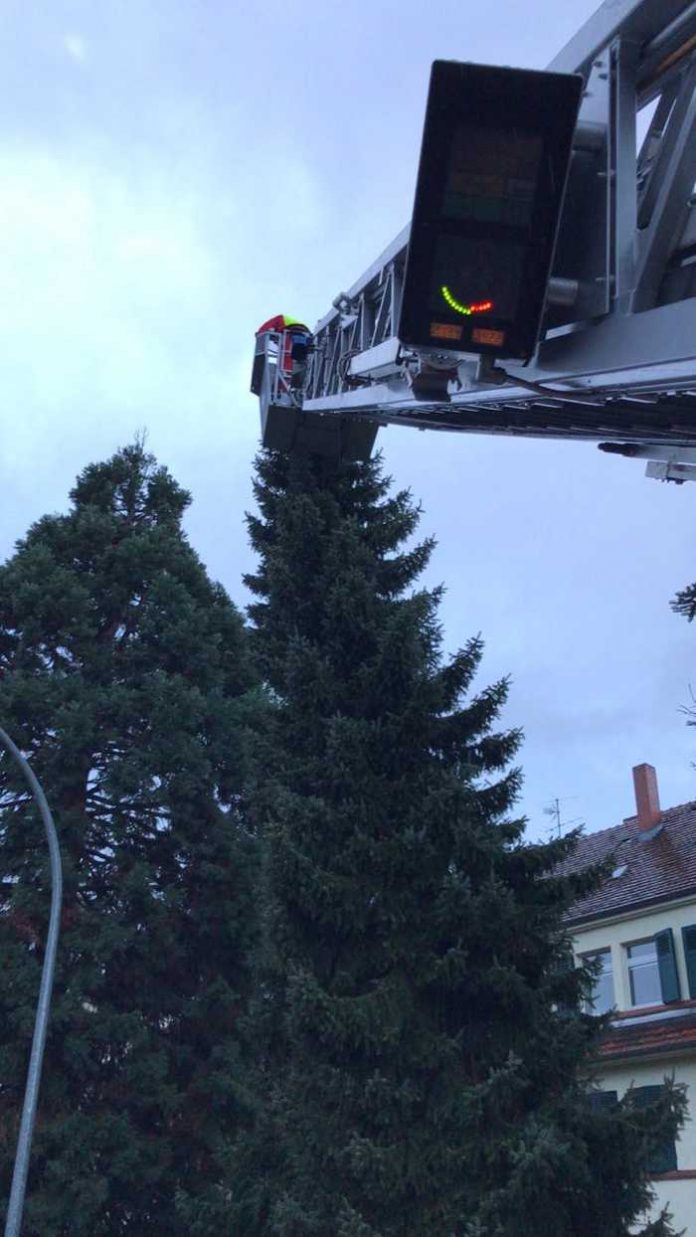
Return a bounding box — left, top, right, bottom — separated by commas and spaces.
565, 764, 696, 1233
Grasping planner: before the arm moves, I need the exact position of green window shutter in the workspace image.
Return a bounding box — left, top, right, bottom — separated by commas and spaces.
681, 924, 696, 999
655, 929, 681, 1004
632, 1086, 678, 1174
590, 1089, 618, 1111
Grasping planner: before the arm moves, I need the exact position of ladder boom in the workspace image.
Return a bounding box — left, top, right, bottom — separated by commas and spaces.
255, 0, 696, 473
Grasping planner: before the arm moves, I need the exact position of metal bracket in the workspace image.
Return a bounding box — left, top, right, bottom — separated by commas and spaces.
645, 460, 696, 482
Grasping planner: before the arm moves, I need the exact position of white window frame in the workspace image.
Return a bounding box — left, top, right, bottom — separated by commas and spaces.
625, 937, 663, 1009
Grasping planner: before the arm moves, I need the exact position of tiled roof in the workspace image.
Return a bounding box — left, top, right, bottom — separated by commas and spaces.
559, 801, 696, 923
599, 1003, 696, 1062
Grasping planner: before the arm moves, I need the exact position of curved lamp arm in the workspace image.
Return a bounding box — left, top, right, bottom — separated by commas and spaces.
0, 727, 62, 1237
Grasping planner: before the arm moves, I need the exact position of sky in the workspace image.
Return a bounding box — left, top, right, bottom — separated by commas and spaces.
1, 0, 694, 842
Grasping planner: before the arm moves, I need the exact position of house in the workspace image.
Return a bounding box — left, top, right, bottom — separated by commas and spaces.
563, 763, 696, 1234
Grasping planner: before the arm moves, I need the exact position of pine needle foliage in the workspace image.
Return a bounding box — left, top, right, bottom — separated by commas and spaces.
243, 448, 685, 1237
672, 580, 696, 622
0, 442, 260, 1235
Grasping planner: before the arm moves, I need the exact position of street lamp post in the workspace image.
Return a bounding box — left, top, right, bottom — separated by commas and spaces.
0, 727, 62, 1237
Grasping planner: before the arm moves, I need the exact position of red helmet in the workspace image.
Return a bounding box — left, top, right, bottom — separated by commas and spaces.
256, 314, 310, 335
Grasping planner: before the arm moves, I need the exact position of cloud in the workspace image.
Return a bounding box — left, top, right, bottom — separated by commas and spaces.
0, 114, 347, 536
0, 150, 216, 408
63, 33, 89, 65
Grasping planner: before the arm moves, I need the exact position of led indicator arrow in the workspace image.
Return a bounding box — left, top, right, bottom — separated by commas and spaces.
441, 287, 494, 316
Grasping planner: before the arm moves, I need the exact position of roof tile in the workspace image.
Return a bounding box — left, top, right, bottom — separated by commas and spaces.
559, 802, 696, 922
599, 1010, 696, 1061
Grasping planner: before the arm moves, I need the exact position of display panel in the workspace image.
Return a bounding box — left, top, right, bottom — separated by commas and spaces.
443, 127, 543, 228
428, 234, 527, 322
399, 61, 583, 361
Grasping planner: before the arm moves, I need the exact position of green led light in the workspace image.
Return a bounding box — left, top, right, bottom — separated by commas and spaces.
441, 287, 494, 316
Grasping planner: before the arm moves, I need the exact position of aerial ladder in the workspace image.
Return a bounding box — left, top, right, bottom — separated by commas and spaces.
252, 0, 696, 483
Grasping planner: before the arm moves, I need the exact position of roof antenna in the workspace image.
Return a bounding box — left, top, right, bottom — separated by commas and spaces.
543, 796, 584, 838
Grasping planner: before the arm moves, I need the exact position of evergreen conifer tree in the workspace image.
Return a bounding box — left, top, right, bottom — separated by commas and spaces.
0, 443, 260, 1235
671, 581, 696, 736
672, 578, 696, 622
244, 448, 685, 1237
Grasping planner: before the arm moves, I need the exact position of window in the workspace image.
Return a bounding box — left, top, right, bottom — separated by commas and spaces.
591, 1088, 678, 1174
626, 930, 681, 1007
583, 949, 614, 1014
627, 940, 662, 1006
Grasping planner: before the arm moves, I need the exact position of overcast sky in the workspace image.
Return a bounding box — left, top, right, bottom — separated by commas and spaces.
1, 0, 694, 841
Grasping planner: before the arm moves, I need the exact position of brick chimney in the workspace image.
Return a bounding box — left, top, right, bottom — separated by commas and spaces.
632, 763, 661, 832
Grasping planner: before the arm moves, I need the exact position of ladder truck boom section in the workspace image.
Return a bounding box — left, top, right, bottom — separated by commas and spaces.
252, 0, 696, 480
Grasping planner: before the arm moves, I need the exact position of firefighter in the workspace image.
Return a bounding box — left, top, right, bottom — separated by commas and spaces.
253, 314, 312, 397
